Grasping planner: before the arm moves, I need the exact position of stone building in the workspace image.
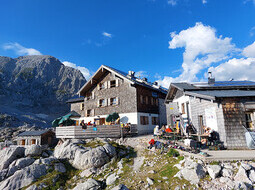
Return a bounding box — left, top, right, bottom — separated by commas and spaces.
17, 130, 55, 146
67, 65, 167, 134
165, 73, 255, 149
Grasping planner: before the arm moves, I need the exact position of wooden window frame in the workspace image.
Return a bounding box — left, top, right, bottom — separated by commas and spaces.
140, 116, 149, 125
152, 117, 158, 125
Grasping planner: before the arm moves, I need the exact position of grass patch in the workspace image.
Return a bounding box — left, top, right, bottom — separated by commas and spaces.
79, 140, 105, 148
209, 161, 220, 165
167, 148, 180, 157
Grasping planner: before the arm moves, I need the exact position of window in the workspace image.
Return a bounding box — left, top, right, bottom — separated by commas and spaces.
152, 117, 158, 125
110, 97, 117, 106
181, 103, 185, 114
87, 109, 91, 117
245, 112, 254, 129
140, 116, 149, 125
140, 95, 144, 104
145, 96, 149, 104
110, 80, 116, 88
80, 103, 85, 111
99, 83, 105, 90
99, 99, 106, 107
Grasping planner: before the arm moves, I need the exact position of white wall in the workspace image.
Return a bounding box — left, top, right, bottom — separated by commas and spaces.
76, 112, 158, 135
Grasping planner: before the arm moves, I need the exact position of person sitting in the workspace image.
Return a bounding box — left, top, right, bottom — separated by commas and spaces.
80, 120, 87, 129
160, 125, 166, 134
165, 125, 173, 133
154, 125, 160, 138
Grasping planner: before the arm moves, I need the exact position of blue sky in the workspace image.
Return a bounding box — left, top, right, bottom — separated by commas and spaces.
0, 0, 255, 87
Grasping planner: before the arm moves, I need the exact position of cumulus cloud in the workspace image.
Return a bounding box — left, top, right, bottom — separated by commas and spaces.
157, 22, 236, 88
62, 61, 92, 80
208, 57, 255, 81
202, 0, 207, 4
102, 32, 112, 38
243, 41, 255, 58
250, 26, 255, 37
3, 42, 42, 56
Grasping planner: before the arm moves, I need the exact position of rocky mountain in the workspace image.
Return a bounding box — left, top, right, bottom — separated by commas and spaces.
0, 55, 86, 127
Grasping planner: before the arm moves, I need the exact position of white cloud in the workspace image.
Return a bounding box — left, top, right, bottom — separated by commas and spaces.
3, 42, 42, 55
243, 41, 255, 58
157, 22, 236, 88
135, 71, 148, 78
202, 0, 207, 4
208, 57, 255, 81
62, 61, 92, 80
168, 0, 177, 6
244, 0, 255, 5
102, 32, 112, 38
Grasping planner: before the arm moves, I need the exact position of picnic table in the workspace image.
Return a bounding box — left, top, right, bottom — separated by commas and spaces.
191, 134, 209, 142
162, 132, 179, 142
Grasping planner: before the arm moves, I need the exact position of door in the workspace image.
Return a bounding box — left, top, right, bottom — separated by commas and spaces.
198, 115, 204, 134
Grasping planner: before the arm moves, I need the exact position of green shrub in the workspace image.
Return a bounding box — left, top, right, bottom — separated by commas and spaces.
167, 149, 180, 157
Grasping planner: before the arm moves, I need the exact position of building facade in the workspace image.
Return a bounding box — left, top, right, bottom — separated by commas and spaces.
67, 65, 167, 134
165, 78, 255, 149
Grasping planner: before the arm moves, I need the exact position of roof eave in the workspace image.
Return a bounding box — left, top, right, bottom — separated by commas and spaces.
184, 91, 216, 101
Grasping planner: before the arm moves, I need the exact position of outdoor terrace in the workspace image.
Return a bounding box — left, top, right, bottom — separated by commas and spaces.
55, 124, 138, 139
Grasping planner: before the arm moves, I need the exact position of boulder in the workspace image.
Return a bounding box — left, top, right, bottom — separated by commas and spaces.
207, 165, 221, 179
181, 163, 206, 184
146, 177, 154, 185
222, 168, 233, 178
249, 169, 255, 183
0, 147, 25, 170
234, 165, 252, 185
73, 178, 101, 190
25, 145, 42, 156
241, 163, 252, 171
54, 140, 82, 160
103, 143, 116, 157
15, 157, 35, 169
54, 163, 66, 173
111, 184, 129, 190
80, 168, 96, 178
0, 164, 47, 190
106, 173, 118, 185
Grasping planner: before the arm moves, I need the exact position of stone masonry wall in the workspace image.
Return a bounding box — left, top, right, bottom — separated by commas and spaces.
84, 72, 137, 116
70, 102, 84, 117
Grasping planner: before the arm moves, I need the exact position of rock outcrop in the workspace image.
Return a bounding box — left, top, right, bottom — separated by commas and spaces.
73, 178, 101, 190
25, 144, 42, 156
54, 140, 116, 170
0, 147, 25, 170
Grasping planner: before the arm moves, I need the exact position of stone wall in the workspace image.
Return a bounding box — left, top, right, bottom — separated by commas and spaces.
158, 98, 167, 126
84, 72, 137, 116
70, 102, 84, 117
165, 102, 179, 125
189, 97, 227, 146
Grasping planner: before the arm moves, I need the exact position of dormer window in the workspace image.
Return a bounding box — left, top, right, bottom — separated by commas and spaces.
110, 80, 116, 88
99, 83, 105, 90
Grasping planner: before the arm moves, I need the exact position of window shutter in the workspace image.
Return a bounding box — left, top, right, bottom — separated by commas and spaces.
92, 92, 95, 99
108, 81, 111, 88
97, 100, 100, 107
105, 99, 108, 106
80, 103, 83, 110
116, 79, 119, 87
97, 83, 100, 90
116, 97, 119, 105
108, 98, 111, 106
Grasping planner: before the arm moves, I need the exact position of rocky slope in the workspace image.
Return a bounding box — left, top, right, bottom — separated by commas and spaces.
0, 55, 86, 127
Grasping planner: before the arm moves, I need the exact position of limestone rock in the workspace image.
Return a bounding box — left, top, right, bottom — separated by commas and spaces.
222, 168, 233, 178
146, 177, 154, 185
249, 169, 255, 183
80, 168, 96, 178
0, 147, 25, 170
73, 178, 101, 190
241, 163, 252, 171
207, 165, 221, 179
0, 163, 47, 190
181, 163, 206, 184
54, 163, 66, 173
25, 145, 42, 156
106, 173, 118, 185
234, 166, 252, 185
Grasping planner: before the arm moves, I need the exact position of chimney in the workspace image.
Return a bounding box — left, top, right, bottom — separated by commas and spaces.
153, 81, 158, 86
128, 71, 135, 78
208, 71, 215, 85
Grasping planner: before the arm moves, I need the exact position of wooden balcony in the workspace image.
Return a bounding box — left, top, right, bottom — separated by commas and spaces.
56, 124, 138, 139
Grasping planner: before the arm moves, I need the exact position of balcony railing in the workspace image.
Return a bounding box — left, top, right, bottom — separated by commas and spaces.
56, 124, 138, 139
